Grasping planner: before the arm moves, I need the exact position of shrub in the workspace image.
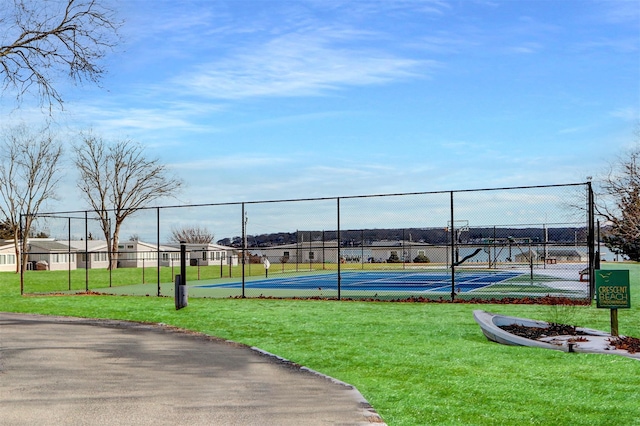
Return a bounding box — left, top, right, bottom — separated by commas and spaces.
387, 253, 402, 263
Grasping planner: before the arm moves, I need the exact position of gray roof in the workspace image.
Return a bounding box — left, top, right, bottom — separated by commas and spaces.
29, 240, 77, 252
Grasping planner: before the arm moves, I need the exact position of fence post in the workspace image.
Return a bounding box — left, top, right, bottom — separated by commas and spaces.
587, 182, 596, 300
157, 207, 161, 297
242, 203, 246, 298
68, 217, 72, 291
19, 213, 24, 295
85, 210, 89, 292
337, 197, 341, 300
450, 191, 455, 301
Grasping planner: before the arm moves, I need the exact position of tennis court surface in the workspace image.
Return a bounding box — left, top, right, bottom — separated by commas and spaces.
196, 270, 523, 293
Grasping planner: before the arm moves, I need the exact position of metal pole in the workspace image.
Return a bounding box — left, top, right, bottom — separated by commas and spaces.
402, 228, 406, 269
108, 216, 112, 287
587, 182, 595, 300
85, 210, 89, 292
361, 229, 364, 270
241, 203, 246, 298
19, 213, 24, 295
157, 207, 161, 297
322, 230, 326, 270
337, 198, 341, 300
180, 241, 186, 287
68, 217, 71, 291
450, 191, 455, 301
596, 220, 601, 270
309, 231, 312, 271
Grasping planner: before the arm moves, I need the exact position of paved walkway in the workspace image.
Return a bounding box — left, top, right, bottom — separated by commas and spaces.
0, 312, 384, 425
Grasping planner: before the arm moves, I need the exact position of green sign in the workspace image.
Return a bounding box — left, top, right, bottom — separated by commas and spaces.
595, 270, 630, 309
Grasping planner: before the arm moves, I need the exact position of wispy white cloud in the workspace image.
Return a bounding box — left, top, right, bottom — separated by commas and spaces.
172, 154, 293, 172
506, 42, 543, 54
62, 99, 226, 138
594, 0, 640, 25
575, 37, 639, 54
610, 107, 639, 121
557, 126, 589, 135
173, 31, 434, 100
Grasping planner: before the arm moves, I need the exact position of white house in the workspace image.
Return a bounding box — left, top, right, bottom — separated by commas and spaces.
116, 240, 188, 268
0, 241, 17, 272
252, 240, 440, 265
59, 240, 110, 269
27, 239, 77, 271
167, 243, 239, 267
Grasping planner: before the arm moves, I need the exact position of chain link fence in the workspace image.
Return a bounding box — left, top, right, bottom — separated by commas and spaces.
22, 183, 595, 302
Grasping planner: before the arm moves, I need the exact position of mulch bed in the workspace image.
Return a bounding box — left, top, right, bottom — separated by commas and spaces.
499, 323, 640, 354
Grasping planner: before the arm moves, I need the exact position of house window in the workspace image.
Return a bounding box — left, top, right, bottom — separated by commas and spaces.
202, 251, 207, 261
309, 252, 315, 260
221, 252, 226, 260
0, 255, 5, 264
283, 251, 290, 259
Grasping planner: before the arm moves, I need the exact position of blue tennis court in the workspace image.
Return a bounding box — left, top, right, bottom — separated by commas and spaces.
195, 270, 523, 293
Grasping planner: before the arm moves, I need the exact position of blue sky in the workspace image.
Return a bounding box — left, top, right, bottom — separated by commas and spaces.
2, 0, 639, 239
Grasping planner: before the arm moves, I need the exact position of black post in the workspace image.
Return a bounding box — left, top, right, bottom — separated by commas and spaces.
361, 229, 364, 270
596, 220, 601, 270
529, 244, 534, 280
175, 241, 188, 310
85, 210, 89, 292
68, 217, 71, 291
180, 241, 186, 286
322, 230, 326, 270
337, 198, 341, 300
19, 213, 23, 295
241, 203, 246, 298
157, 207, 161, 297
587, 182, 595, 300
450, 192, 456, 301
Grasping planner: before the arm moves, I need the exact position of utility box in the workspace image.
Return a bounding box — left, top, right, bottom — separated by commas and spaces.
175, 274, 188, 310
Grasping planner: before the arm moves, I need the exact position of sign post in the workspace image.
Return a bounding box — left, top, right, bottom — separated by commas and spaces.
263, 258, 271, 278
595, 270, 630, 336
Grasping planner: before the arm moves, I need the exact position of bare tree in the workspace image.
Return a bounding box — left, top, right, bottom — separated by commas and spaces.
0, 0, 120, 109
74, 132, 183, 269
0, 218, 13, 239
596, 131, 640, 261
169, 225, 214, 244
0, 123, 63, 272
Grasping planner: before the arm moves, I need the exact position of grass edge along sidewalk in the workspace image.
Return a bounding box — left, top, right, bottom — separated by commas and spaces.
1, 263, 640, 425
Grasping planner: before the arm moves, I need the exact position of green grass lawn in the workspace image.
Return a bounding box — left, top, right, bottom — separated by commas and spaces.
2, 263, 640, 425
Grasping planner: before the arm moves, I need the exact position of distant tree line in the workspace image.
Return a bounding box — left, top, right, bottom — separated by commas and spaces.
217, 226, 590, 248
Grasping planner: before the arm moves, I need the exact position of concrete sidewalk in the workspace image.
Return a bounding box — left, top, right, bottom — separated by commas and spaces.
0, 312, 384, 425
